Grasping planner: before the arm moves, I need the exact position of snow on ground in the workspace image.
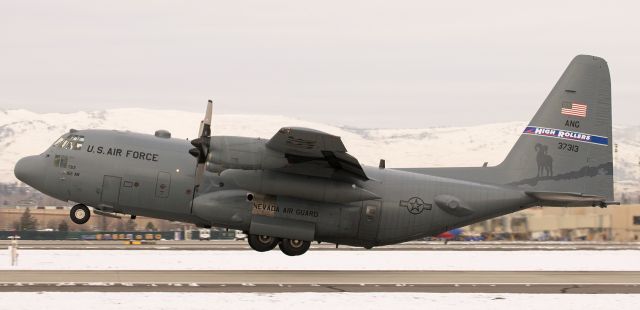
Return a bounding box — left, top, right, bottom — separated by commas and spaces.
1, 250, 639, 271
0, 292, 638, 310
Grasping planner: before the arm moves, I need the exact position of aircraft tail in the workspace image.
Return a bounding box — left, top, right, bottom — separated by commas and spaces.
404, 55, 614, 203
494, 55, 613, 200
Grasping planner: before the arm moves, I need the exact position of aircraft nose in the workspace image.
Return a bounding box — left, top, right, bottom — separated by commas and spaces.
15, 155, 45, 189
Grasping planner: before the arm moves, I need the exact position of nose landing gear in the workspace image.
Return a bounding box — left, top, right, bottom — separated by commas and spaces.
70, 204, 91, 224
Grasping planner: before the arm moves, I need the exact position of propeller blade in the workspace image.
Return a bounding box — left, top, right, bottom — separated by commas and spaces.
197, 121, 204, 138
204, 100, 213, 126
200, 100, 213, 137
188, 147, 200, 158
193, 99, 214, 192
195, 163, 205, 187
196, 100, 212, 137
190, 137, 204, 148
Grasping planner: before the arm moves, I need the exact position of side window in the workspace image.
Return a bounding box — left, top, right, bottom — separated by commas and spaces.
53, 155, 68, 168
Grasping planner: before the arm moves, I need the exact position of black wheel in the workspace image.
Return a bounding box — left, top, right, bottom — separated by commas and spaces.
278, 238, 311, 256
248, 234, 279, 252
70, 204, 90, 224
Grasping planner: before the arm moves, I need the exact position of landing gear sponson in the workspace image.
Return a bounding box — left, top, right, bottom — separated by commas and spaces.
247, 234, 311, 256
70, 203, 91, 224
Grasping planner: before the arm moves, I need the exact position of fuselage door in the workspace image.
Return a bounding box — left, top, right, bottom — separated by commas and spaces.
155, 171, 171, 198
357, 200, 382, 244
100, 175, 122, 209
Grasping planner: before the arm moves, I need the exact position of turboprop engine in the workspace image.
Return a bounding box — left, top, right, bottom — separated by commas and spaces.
205, 136, 289, 173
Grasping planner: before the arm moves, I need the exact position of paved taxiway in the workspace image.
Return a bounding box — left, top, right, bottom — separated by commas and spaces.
1, 270, 639, 293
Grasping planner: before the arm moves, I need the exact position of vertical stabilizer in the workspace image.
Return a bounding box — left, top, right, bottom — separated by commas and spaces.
495, 55, 613, 199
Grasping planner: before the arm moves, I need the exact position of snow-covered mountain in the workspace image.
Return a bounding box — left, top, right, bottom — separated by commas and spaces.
1, 109, 638, 200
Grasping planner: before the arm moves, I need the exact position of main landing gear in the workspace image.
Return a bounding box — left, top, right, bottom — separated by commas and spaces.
247, 234, 311, 256
248, 234, 279, 252
279, 238, 311, 256
70, 204, 91, 224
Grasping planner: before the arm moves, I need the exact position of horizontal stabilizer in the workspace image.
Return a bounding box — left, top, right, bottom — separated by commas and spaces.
525, 191, 608, 207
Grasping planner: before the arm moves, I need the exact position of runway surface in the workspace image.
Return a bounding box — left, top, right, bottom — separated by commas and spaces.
1, 270, 639, 293
1, 240, 638, 251
2, 241, 638, 294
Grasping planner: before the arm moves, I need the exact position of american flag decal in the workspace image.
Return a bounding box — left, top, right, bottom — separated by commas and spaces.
561, 102, 587, 118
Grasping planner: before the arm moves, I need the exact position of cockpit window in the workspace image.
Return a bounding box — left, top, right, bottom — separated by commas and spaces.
73, 136, 85, 150
52, 137, 65, 148
52, 134, 85, 151
61, 138, 73, 150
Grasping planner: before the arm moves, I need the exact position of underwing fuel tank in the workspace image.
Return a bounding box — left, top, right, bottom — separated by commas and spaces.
221, 169, 379, 203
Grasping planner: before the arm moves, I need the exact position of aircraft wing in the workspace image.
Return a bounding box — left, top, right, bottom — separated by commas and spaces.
265, 127, 369, 180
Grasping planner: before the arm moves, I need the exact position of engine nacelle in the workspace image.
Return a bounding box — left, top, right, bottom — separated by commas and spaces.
205, 136, 288, 173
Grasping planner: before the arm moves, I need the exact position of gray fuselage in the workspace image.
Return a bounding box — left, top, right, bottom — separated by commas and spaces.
17, 129, 536, 247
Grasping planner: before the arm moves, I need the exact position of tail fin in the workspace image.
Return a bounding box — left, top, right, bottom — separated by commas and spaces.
496, 55, 613, 200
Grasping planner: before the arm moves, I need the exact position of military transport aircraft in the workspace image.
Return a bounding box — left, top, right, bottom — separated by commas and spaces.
14, 55, 615, 256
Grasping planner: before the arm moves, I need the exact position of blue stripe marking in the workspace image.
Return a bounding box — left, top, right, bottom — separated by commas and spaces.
522, 126, 609, 146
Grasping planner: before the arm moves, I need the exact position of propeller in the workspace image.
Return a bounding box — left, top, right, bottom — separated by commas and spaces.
189, 99, 213, 191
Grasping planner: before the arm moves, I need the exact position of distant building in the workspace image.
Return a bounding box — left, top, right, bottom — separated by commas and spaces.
469, 204, 640, 241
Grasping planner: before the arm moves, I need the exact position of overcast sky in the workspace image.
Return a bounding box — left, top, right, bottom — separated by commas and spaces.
1, 1, 638, 128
